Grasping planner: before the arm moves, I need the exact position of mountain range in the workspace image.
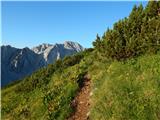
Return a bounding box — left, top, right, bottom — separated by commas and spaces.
1, 41, 84, 87
2, 1, 160, 120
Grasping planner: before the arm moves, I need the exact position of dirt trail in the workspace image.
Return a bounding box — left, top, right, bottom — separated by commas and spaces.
68, 74, 91, 120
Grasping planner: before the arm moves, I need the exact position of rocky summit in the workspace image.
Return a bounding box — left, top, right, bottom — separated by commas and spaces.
1, 41, 84, 87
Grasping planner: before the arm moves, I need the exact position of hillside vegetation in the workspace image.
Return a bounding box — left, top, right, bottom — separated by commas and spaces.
89, 54, 160, 120
1, 1, 160, 120
1, 50, 92, 120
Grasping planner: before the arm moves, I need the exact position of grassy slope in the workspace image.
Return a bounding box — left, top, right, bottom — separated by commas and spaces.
1, 52, 91, 120
2, 1, 160, 119
2, 51, 160, 120
89, 54, 160, 120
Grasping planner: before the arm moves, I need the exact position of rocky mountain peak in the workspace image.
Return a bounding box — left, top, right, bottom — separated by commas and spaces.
32, 43, 53, 54
63, 41, 84, 52
2, 41, 84, 87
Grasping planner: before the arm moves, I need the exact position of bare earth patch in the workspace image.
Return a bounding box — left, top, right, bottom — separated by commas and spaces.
68, 74, 91, 120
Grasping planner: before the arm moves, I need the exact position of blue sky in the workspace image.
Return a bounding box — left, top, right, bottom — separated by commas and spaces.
2, 1, 147, 48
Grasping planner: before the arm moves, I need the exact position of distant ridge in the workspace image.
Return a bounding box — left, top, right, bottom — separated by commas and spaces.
1, 41, 84, 87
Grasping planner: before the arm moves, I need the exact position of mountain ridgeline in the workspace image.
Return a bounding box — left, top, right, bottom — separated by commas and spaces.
1, 41, 84, 87
2, 1, 160, 120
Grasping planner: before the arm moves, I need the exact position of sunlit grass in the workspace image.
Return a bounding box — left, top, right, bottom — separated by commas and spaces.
89, 54, 160, 120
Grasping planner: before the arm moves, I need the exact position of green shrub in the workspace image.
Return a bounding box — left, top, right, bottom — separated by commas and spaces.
93, 1, 160, 60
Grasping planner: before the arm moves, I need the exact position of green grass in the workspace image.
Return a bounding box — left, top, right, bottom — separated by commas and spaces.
2, 65, 78, 120
89, 54, 160, 120
2, 50, 160, 120
1, 51, 90, 120
2, 2, 160, 119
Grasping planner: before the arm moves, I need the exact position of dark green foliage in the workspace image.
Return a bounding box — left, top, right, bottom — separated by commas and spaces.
2, 1, 160, 120
93, 34, 101, 48
93, 1, 160, 60
62, 48, 94, 68
62, 54, 83, 67
145, 1, 159, 18
93, 34, 105, 53
14, 52, 87, 93
6, 48, 93, 94
77, 71, 87, 88
15, 64, 56, 93
1, 49, 94, 120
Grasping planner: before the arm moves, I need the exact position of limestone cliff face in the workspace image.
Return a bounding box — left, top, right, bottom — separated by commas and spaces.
1, 41, 84, 87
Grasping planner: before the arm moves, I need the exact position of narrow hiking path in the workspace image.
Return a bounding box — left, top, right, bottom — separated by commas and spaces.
68, 74, 91, 120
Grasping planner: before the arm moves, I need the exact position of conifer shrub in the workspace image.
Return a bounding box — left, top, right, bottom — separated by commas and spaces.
93, 1, 160, 60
